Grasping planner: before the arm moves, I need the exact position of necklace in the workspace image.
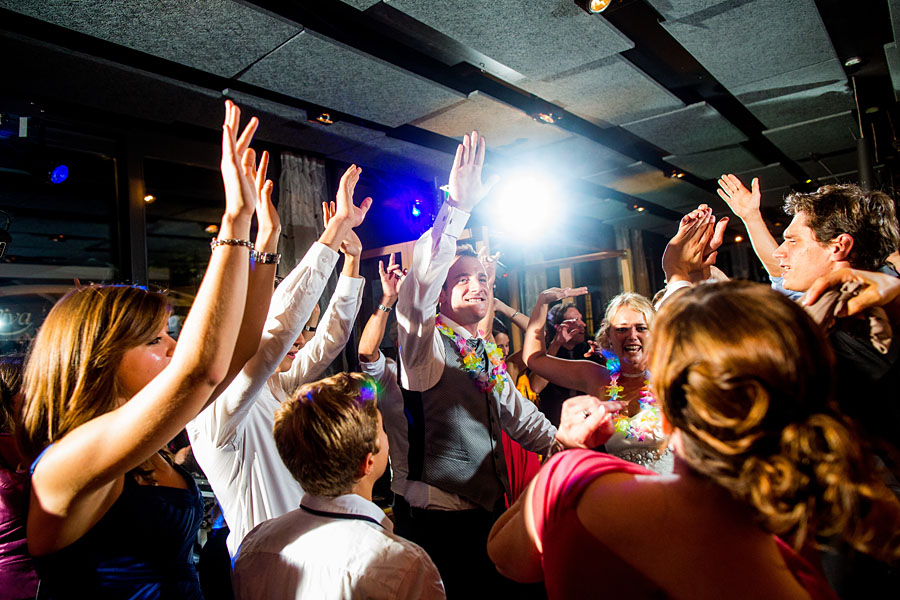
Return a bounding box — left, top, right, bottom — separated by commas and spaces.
436, 316, 506, 394
601, 349, 660, 442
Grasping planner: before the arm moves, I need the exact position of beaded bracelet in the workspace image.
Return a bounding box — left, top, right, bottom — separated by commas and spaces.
251, 250, 281, 265
210, 237, 254, 251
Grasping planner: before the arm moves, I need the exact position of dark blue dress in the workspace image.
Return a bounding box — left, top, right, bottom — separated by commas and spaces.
32, 451, 204, 599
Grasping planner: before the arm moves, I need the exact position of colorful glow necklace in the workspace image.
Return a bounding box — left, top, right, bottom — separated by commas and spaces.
601, 349, 660, 442
436, 316, 506, 394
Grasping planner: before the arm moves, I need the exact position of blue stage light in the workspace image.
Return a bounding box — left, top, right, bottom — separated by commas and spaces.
49, 165, 69, 184
411, 205, 421, 217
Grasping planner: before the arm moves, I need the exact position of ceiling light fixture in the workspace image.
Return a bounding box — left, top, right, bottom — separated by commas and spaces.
669, 170, 685, 179
735, 235, 744, 242
536, 112, 556, 124
575, 0, 612, 14
143, 194, 156, 204
844, 57, 861, 67
205, 224, 219, 234
314, 112, 333, 125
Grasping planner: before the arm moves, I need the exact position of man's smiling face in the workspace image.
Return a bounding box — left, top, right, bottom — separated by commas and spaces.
439, 255, 489, 327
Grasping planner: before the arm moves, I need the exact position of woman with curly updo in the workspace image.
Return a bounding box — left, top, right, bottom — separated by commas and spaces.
490, 281, 900, 599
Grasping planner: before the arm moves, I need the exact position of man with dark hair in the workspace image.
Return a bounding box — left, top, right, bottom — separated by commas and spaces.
232, 373, 444, 600
776, 184, 900, 292
395, 131, 612, 596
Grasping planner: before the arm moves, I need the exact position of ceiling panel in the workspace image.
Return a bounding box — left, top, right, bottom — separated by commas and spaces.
412, 91, 570, 152
653, 0, 839, 90
520, 55, 683, 126
887, 42, 900, 102
762, 111, 859, 161
386, 0, 633, 79
891, 0, 900, 42
585, 161, 717, 211
239, 31, 464, 128
0, 0, 300, 78
664, 145, 764, 180
731, 59, 852, 129
736, 163, 798, 190
327, 134, 454, 181
510, 135, 635, 181
621, 102, 747, 155
340, 0, 382, 10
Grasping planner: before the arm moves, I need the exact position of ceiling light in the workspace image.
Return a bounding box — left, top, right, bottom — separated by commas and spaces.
575, 0, 612, 14
143, 194, 156, 204
805, 179, 813, 184
315, 112, 333, 125
669, 170, 685, 179
844, 57, 861, 67
734, 235, 744, 242
536, 112, 556, 124
205, 224, 219, 234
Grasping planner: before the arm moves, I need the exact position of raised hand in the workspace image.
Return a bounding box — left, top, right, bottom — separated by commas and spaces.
556, 318, 586, 346
717, 174, 760, 221
555, 395, 626, 450
447, 131, 500, 212
378, 253, 406, 300
662, 210, 718, 282
220, 100, 261, 222
254, 150, 280, 238
537, 286, 589, 305
323, 201, 362, 257
334, 165, 372, 228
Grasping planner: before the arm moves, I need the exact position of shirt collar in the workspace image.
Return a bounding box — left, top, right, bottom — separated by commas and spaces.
300, 493, 393, 532
437, 314, 482, 341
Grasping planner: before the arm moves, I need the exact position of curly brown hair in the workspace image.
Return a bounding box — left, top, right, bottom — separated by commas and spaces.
651, 281, 900, 561
784, 184, 899, 271
273, 372, 381, 497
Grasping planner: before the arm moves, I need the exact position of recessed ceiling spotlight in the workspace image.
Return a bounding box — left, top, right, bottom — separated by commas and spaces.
205, 224, 219, 234
669, 171, 685, 179
315, 112, 333, 125
844, 57, 862, 67
575, 0, 612, 14
735, 235, 744, 243
143, 194, 156, 204
536, 112, 556, 124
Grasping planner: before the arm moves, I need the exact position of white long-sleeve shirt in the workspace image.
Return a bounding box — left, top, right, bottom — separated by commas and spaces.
188, 242, 364, 555
394, 203, 557, 510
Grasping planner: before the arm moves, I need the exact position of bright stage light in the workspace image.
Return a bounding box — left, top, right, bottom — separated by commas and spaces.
49, 165, 68, 184
491, 174, 560, 236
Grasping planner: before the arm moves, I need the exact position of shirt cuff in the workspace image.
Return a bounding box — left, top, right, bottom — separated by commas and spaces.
301, 241, 339, 273
359, 351, 385, 373
335, 272, 365, 296
433, 203, 470, 240
655, 279, 693, 310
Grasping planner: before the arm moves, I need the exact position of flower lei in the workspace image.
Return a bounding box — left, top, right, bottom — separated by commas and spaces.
436, 317, 506, 394
601, 349, 660, 442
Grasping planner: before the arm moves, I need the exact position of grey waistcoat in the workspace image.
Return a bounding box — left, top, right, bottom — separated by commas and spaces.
402, 333, 510, 511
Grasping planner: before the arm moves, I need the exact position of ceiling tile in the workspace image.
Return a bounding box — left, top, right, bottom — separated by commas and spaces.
654, 0, 839, 90
0, 0, 301, 77
520, 55, 683, 126
510, 135, 635, 181
621, 102, 747, 155
413, 91, 570, 152
664, 145, 764, 180
386, 0, 633, 79
239, 30, 464, 128
762, 111, 859, 161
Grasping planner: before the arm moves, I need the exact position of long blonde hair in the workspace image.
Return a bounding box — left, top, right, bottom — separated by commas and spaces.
19, 285, 170, 460
595, 292, 655, 351
652, 281, 900, 561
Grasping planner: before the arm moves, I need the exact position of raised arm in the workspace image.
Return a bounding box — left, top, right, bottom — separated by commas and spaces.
359, 253, 405, 363
396, 131, 499, 389
191, 166, 364, 448
494, 297, 529, 332
29, 101, 258, 550
209, 151, 278, 402
522, 287, 608, 396
718, 174, 782, 277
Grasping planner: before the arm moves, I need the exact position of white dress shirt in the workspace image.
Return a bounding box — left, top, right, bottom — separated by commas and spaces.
233, 493, 445, 600
394, 203, 557, 510
188, 242, 364, 555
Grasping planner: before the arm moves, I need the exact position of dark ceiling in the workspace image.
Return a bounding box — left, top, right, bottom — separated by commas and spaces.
0, 0, 898, 247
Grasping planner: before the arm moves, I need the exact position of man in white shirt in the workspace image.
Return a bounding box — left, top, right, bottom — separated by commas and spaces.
394, 131, 615, 596
188, 165, 369, 556
233, 373, 445, 600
